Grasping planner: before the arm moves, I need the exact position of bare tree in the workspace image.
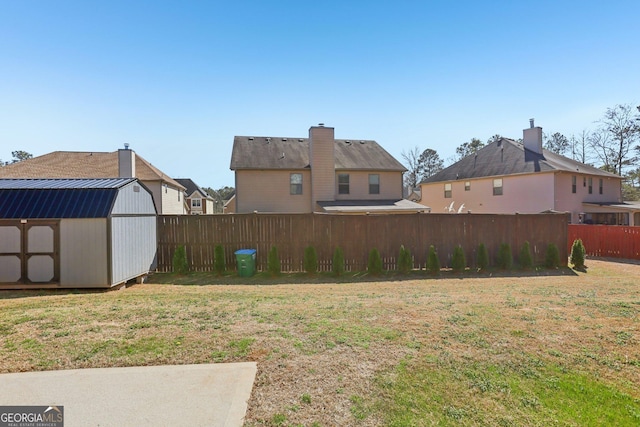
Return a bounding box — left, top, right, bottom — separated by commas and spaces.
401, 146, 423, 190
594, 104, 640, 175
570, 129, 591, 164
588, 128, 616, 173
487, 134, 503, 144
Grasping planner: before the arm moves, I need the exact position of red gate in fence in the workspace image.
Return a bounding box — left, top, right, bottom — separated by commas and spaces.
568, 225, 640, 260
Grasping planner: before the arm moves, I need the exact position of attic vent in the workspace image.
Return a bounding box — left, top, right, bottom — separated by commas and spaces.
248, 137, 254, 140
265, 137, 271, 144
345, 141, 352, 145
133, 185, 140, 193
298, 139, 303, 142
282, 138, 287, 141
359, 140, 365, 144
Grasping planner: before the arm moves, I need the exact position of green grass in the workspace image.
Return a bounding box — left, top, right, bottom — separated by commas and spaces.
381, 356, 640, 426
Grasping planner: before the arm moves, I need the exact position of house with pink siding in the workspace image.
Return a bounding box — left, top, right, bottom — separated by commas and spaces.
229, 125, 427, 214
419, 120, 639, 225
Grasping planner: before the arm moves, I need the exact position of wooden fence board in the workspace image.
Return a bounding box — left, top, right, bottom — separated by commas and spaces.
568, 225, 640, 260
156, 213, 569, 273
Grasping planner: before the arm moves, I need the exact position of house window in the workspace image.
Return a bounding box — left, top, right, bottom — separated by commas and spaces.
178, 191, 181, 201
338, 174, 350, 194
191, 198, 201, 208
599, 179, 603, 195
588, 177, 593, 194
493, 178, 503, 196
444, 183, 452, 198
290, 173, 303, 195
369, 174, 380, 194
583, 177, 586, 187
572, 176, 576, 194
465, 181, 470, 191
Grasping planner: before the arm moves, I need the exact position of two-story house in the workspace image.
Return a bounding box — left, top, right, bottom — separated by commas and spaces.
419, 120, 640, 225
175, 178, 216, 214
229, 124, 427, 214
0, 147, 186, 215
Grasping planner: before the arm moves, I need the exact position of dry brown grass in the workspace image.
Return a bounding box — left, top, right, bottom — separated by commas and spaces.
1, 259, 639, 426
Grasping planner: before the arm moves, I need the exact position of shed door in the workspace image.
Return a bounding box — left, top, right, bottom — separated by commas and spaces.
0, 221, 60, 284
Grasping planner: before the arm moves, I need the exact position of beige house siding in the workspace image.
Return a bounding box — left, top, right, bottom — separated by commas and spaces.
421, 173, 555, 214
554, 172, 623, 223
235, 170, 313, 213
144, 181, 185, 214
310, 126, 336, 210
335, 171, 403, 200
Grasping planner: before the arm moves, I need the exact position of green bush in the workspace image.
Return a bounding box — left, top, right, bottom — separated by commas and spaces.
398, 245, 413, 274
570, 239, 586, 269
497, 243, 512, 270
214, 244, 225, 275
268, 246, 281, 276
519, 241, 533, 270
545, 243, 561, 269
304, 246, 318, 274
172, 245, 188, 275
332, 247, 345, 276
368, 248, 383, 276
426, 245, 441, 275
451, 245, 466, 273
476, 243, 489, 271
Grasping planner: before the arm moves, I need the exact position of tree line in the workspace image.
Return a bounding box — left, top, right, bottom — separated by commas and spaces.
403, 104, 640, 201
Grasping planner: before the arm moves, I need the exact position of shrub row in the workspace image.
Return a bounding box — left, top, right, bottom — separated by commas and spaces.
173, 240, 584, 275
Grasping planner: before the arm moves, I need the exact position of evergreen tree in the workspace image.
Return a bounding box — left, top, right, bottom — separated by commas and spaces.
214, 245, 225, 275
497, 243, 513, 270
268, 246, 281, 276
426, 245, 441, 275
398, 245, 413, 274
451, 245, 466, 273
332, 247, 345, 276
519, 241, 533, 270
476, 243, 489, 271
172, 245, 188, 275
304, 246, 318, 274
545, 243, 561, 269
570, 239, 586, 270
368, 248, 383, 276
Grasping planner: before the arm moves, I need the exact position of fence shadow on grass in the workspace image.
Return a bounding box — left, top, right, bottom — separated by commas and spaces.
149, 266, 578, 286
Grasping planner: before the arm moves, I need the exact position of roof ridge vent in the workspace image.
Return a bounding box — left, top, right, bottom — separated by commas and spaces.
359, 140, 365, 144
265, 137, 271, 144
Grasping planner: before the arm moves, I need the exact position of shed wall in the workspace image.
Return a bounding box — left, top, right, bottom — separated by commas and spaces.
110, 216, 157, 285
111, 182, 157, 215
60, 219, 109, 287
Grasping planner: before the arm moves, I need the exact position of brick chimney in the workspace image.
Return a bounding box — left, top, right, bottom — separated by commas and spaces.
118, 144, 136, 178
309, 124, 335, 209
523, 118, 543, 155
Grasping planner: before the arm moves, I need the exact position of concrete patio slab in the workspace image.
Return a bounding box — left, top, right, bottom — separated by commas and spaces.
0, 362, 257, 427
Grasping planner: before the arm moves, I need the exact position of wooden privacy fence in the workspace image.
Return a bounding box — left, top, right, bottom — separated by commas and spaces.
568, 225, 640, 260
156, 213, 569, 273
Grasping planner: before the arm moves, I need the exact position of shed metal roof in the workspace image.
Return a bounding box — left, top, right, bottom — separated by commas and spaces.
0, 179, 137, 219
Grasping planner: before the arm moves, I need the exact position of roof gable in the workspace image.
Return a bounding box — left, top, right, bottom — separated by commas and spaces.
423, 139, 620, 183
230, 136, 406, 171
175, 178, 214, 200
0, 151, 185, 190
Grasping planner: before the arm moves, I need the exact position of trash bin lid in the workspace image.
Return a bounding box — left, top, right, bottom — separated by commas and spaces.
235, 249, 256, 255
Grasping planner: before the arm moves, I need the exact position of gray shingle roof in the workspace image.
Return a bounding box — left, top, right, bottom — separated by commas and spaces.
175, 178, 214, 200
422, 138, 621, 183
230, 136, 406, 171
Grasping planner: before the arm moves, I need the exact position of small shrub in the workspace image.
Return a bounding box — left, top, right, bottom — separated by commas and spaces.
214, 244, 225, 275
304, 246, 318, 274
368, 248, 383, 276
497, 243, 512, 270
426, 245, 441, 275
545, 243, 561, 269
451, 245, 466, 273
519, 241, 533, 270
398, 245, 413, 274
268, 246, 281, 276
476, 243, 489, 271
172, 245, 188, 275
332, 247, 345, 276
570, 239, 586, 269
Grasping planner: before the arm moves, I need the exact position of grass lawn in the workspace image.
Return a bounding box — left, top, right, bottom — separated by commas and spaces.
1, 259, 639, 426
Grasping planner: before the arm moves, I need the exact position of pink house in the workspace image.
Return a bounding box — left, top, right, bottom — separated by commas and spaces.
419, 120, 639, 226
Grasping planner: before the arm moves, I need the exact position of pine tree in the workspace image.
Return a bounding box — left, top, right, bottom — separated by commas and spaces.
451, 245, 466, 273
172, 245, 188, 275
426, 245, 441, 275
497, 243, 512, 270
332, 247, 345, 276
368, 248, 383, 276
304, 246, 318, 274
268, 246, 281, 276
570, 239, 586, 269
519, 241, 533, 270
214, 245, 225, 275
476, 243, 489, 271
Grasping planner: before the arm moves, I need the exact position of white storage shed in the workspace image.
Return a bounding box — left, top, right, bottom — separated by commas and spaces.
0, 178, 157, 289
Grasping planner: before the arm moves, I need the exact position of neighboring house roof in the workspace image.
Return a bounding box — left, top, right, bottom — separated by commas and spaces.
0, 151, 185, 190
0, 178, 137, 218
422, 138, 620, 183
175, 178, 214, 200
230, 136, 406, 171
317, 199, 429, 213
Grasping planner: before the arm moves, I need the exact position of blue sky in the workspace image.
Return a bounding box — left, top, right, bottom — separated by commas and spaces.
1, 1, 638, 188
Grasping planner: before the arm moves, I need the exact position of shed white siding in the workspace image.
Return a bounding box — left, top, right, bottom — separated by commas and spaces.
110, 216, 157, 285
111, 182, 157, 215
60, 219, 109, 287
